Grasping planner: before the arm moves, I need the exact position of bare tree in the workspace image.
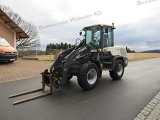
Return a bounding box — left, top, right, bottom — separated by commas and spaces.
16, 22, 40, 50
0, 5, 40, 50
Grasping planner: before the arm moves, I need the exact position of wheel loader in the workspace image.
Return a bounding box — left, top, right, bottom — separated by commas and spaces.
9, 23, 128, 105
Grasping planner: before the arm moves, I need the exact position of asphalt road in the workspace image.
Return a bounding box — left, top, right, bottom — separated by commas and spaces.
0, 58, 160, 120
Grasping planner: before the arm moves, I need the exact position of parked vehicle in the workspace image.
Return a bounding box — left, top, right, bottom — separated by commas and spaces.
0, 38, 18, 62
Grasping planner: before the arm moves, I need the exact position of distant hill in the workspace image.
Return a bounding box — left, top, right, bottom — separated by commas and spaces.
140, 50, 160, 53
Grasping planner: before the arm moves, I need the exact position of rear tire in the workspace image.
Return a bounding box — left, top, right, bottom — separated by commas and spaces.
109, 59, 124, 80
77, 63, 99, 90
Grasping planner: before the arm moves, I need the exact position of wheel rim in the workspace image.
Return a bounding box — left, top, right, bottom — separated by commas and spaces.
117, 64, 123, 76
87, 69, 97, 85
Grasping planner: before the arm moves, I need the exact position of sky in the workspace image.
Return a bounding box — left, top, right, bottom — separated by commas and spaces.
1, 0, 160, 52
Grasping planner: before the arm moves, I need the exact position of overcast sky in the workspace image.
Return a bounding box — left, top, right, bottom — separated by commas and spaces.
1, 0, 160, 51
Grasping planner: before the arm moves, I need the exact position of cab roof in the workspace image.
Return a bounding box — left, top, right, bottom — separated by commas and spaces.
83, 24, 114, 29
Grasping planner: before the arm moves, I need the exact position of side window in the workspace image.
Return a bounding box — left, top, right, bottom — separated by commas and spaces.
108, 27, 112, 46
103, 33, 108, 47
103, 27, 112, 47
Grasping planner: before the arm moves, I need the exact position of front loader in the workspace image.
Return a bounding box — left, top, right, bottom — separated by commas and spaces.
9, 23, 128, 105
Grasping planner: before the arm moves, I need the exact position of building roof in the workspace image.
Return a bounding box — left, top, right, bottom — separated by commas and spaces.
0, 9, 29, 39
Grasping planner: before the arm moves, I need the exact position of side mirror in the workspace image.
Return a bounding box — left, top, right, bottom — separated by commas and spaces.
79, 30, 85, 36
80, 31, 82, 36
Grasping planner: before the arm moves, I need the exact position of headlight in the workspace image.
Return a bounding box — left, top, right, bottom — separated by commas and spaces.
0, 52, 5, 54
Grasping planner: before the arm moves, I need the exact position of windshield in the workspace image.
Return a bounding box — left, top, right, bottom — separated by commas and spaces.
0, 38, 11, 47
85, 26, 101, 49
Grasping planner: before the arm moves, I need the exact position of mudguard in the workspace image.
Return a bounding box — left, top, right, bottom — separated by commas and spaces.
111, 56, 128, 70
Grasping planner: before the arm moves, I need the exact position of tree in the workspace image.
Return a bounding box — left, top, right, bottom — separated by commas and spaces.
0, 5, 40, 50
64, 43, 68, 49
61, 42, 64, 49
46, 45, 49, 51
45, 42, 72, 54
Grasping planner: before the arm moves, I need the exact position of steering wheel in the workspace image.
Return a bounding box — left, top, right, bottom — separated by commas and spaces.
93, 34, 100, 42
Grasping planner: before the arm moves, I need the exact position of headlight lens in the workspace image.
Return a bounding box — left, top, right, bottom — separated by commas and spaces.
0, 52, 5, 54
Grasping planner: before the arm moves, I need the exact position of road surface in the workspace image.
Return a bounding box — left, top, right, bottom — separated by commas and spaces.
0, 58, 160, 120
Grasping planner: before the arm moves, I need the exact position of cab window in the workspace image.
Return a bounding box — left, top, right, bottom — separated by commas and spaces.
103, 27, 112, 47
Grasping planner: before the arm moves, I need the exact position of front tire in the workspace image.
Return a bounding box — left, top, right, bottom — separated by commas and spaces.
109, 59, 124, 80
77, 63, 100, 90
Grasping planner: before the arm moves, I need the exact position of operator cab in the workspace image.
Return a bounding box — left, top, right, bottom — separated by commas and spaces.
82, 23, 115, 50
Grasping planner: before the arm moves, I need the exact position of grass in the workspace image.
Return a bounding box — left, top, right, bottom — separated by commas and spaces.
127, 53, 160, 61
22, 55, 54, 61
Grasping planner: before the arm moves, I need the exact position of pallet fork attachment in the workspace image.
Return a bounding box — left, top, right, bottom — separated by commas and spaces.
9, 73, 56, 105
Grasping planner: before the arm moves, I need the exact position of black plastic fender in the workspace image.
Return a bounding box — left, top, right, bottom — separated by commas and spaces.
111, 56, 128, 70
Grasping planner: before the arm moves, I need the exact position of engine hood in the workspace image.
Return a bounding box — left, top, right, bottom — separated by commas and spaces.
0, 46, 17, 52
